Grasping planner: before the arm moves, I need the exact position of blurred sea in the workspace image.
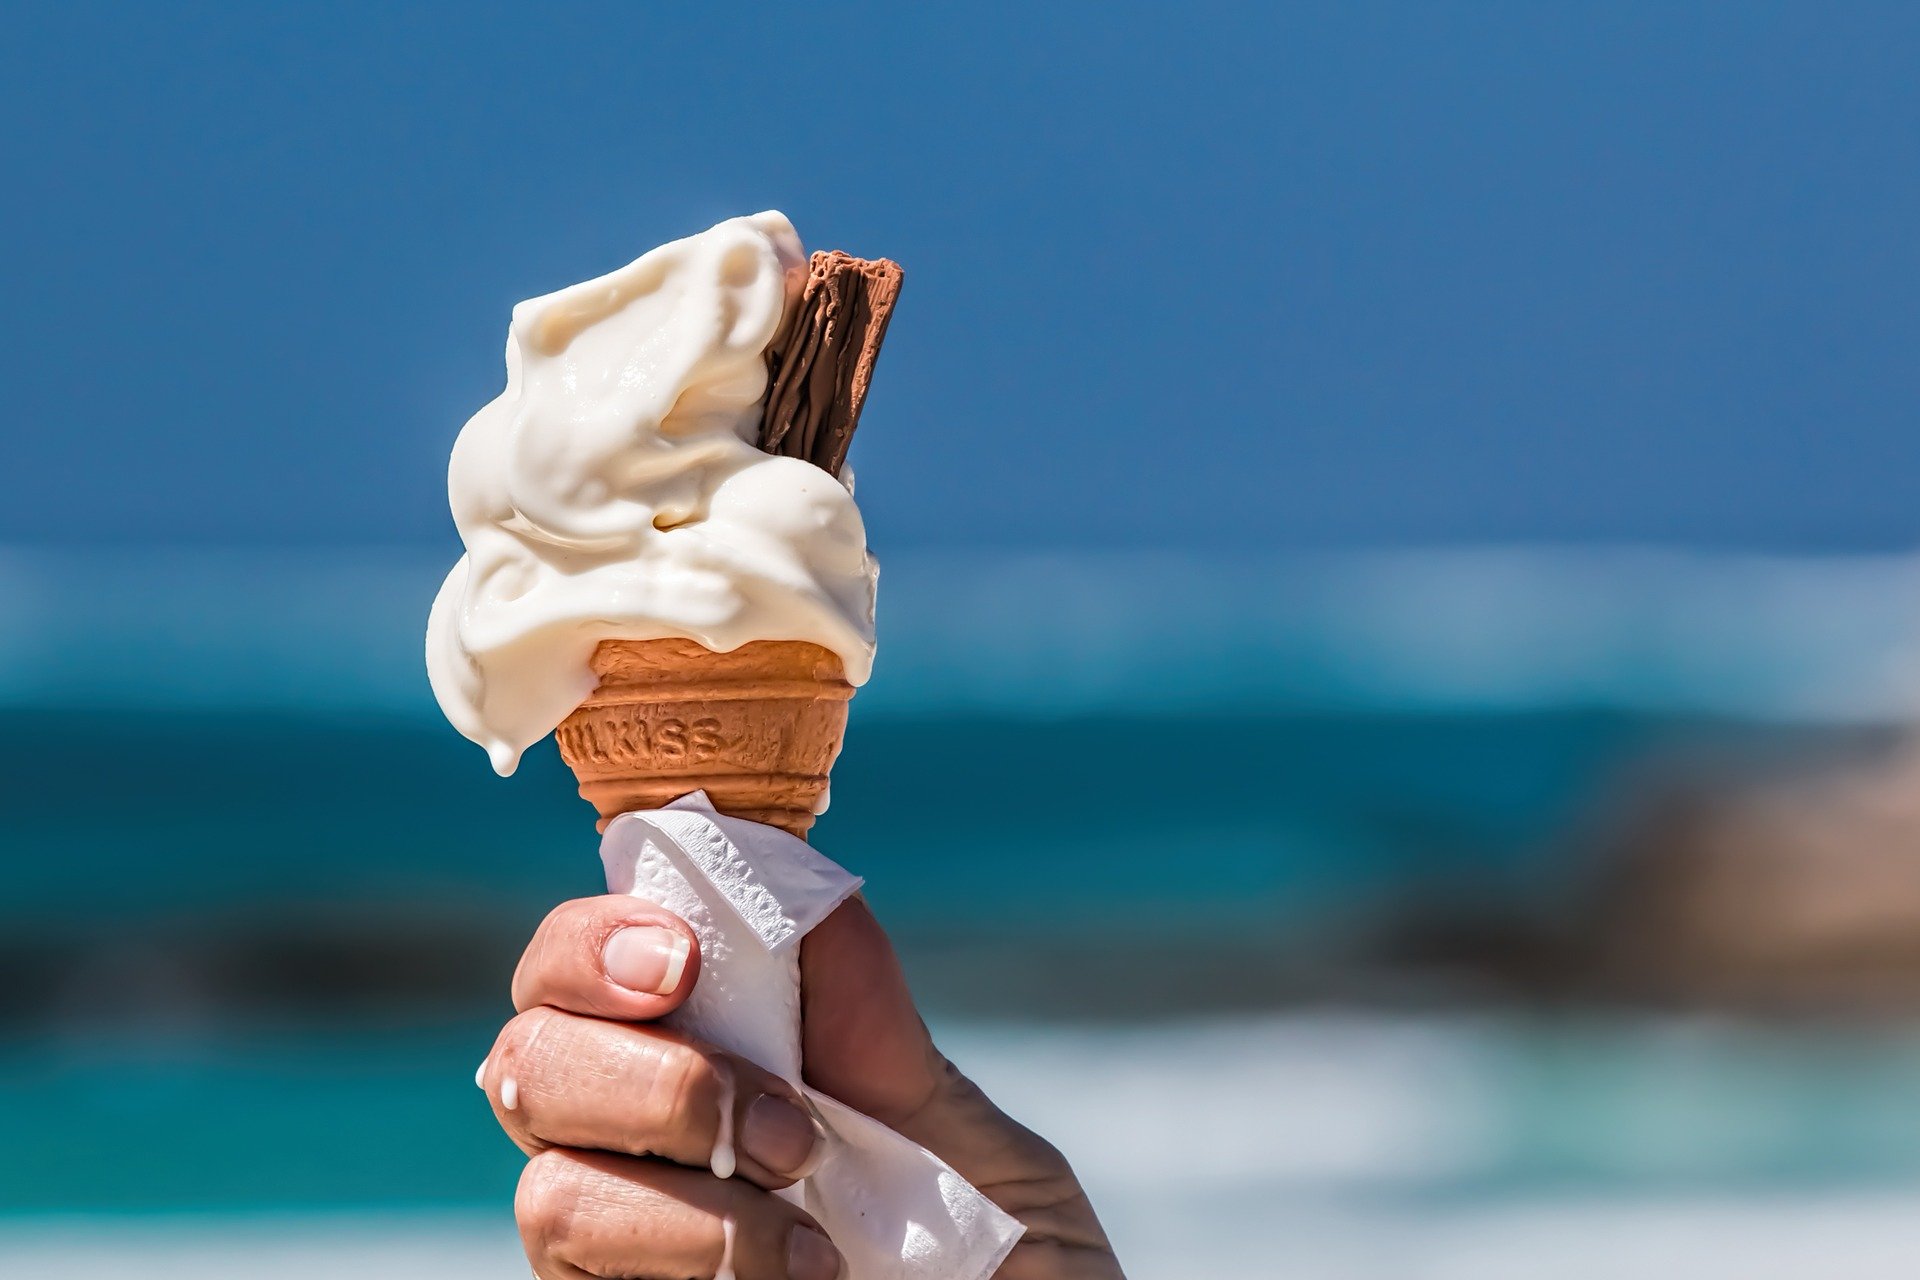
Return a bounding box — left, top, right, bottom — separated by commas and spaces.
7, 546, 1920, 1275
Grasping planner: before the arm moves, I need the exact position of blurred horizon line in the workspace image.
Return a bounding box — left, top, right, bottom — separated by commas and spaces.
3, 542, 1919, 723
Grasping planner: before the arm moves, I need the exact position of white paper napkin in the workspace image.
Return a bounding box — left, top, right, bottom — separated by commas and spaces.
600, 793, 1024, 1280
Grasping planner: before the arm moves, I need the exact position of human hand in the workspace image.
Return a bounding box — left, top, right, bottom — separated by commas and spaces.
479, 893, 1121, 1279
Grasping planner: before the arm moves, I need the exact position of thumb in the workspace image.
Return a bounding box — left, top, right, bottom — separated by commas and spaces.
800, 899, 1092, 1219
799, 896, 948, 1128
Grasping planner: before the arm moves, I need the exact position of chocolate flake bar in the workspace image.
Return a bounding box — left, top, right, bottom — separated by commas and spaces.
760, 251, 903, 476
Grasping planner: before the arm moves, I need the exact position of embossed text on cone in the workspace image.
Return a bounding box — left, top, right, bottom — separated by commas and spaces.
554, 638, 852, 838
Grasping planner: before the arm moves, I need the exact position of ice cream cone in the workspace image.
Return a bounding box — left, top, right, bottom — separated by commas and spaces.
554, 637, 853, 838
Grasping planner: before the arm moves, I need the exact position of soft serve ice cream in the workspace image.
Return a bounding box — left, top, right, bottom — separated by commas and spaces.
426, 212, 878, 775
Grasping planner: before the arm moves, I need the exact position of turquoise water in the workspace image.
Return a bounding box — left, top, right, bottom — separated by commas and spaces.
0, 702, 1864, 1214
0, 706, 1717, 927
4, 548, 1919, 1218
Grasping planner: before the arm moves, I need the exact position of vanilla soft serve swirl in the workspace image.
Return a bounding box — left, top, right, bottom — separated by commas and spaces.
426, 212, 878, 774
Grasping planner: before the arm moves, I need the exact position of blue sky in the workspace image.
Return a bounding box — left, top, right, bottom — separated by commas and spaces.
5, 2, 1918, 551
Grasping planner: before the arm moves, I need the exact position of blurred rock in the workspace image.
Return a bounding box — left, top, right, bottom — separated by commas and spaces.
1590, 730, 1920, 1011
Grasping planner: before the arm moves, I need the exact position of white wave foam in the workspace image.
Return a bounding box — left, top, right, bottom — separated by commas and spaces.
9, 1011, 1920, 1278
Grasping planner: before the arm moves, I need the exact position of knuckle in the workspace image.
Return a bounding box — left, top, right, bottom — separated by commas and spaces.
515, 1151, 584, 1255
540, 895, 602, 935
498, 1006, 559, 1063
639, 1037, 718, 1138
488, 1009, 563, 1145
513, 898, 603, 1006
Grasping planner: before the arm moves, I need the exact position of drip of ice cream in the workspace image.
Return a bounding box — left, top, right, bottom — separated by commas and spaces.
426, 212, 879, 775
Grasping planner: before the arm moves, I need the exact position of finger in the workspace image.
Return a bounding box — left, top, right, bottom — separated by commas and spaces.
512, 895, 700, 1020
517, 1148, 844, 1280
482, 1009, 825, 1188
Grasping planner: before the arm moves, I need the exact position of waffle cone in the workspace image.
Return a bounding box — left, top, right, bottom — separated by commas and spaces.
554, 638, 853, 838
